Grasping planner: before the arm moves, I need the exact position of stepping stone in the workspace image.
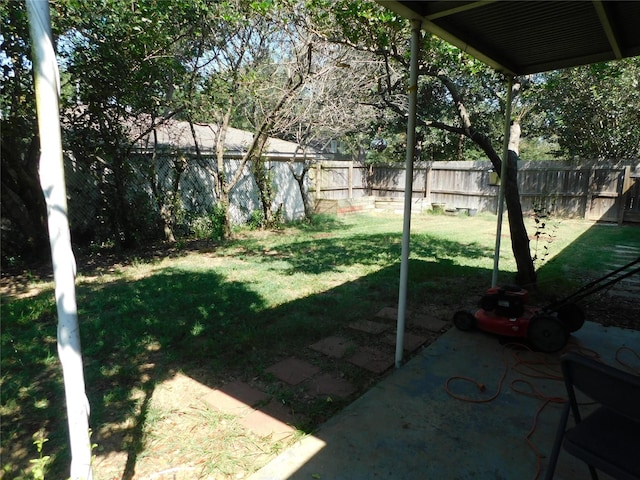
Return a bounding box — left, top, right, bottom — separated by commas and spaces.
307, 373, 356, 398
203, 381, 269, 415
374, 306, 413, 320
613, 245, 639, 255
265, 358, 320, 385
349, 320, 391, 334
375, 306, 398, 320
348, 346, 395, 374
259, 398, 301, 427
240, 407, 297, 441
604, 248, 640, 298
309, 336, 354, 358
409, 314, 450, 333
382, 331, 428, 352
609, 289, 639, 299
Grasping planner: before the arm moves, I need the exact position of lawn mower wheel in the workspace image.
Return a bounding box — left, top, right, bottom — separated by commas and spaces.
453, 310, 476, 331
556, 302, 585, 332
527, 315, 568, 353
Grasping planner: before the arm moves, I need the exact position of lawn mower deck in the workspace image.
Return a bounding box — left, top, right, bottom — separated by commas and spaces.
453, 286, 579, 352
453, 257, 640, 353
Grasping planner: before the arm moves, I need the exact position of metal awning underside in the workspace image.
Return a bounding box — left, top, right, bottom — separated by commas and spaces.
379, 1, 640, 75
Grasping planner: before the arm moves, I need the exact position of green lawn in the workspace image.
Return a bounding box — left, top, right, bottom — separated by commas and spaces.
2, 211, 638, 479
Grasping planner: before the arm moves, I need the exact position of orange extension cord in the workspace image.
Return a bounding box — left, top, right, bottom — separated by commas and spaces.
444, 343, 638, 480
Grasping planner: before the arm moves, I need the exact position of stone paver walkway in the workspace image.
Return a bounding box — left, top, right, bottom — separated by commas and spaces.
608, 244, 640, 299
309, 336, 353, 358
201, 305, 451, 441
266, 358, 321, 385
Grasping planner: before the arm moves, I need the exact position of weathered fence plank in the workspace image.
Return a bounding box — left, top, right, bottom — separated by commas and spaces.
314, 160, 640, 222
65, 155, 640, 241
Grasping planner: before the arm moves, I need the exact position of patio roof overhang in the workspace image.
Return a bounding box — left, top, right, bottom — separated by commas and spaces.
378, 0, 640, 75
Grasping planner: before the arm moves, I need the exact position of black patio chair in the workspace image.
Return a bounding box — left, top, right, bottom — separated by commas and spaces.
544, 352, 640, 480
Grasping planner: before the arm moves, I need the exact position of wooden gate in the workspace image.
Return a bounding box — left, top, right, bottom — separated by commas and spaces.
586, 166, 640, 224
622, 169, 640, 223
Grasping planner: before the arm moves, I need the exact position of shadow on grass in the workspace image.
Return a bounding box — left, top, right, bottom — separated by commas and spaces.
534, 221, 640, 329
1, 269, 268, 478
225, 231, 493, 275
536, 221, 640, 291
1, 230, 494, 479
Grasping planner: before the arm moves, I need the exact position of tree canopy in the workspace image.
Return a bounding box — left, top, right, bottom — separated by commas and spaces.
536, 58, 640, 160
2, 0, 638, 265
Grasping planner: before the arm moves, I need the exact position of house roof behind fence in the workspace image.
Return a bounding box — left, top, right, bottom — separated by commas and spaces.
133, 119, 320, 159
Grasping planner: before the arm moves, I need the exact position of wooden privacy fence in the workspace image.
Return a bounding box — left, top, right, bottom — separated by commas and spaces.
312, 160, 640, 223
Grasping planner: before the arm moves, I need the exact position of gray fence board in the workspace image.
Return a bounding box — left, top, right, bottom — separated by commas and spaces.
313, 160, 640, 223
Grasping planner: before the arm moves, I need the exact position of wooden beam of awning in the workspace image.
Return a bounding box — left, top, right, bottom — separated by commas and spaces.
593, 0, 623, 59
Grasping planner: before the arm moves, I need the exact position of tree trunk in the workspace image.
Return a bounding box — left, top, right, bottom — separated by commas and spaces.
111, 155, 137, 248
149, 128, 176, 243
418, 72, 537, 287
93, 106, 137, 249
505, 151, 537, 287
503, 121, 536, 287
442, 124, 537, 287
288, 160, 313, 218
249, 131, 273, 227
215, 108, 233, 238
160, 155, 186, 243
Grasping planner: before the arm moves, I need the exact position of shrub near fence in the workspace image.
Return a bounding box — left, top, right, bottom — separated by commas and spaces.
65, 153, 311, 244
311, 160, 640, 223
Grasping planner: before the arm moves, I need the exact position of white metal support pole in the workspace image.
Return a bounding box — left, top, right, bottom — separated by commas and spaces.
395, 18, 421, 368
26, 1, 93, 478
491, 76, 514, 287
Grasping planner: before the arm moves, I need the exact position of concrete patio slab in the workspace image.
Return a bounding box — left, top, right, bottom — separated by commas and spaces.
249, 321, 638, 480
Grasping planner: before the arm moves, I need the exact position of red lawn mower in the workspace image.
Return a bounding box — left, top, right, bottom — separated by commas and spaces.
453, 257, 640, 353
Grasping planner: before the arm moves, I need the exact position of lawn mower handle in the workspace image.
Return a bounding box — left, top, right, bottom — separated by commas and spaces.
543, 257, 640, 313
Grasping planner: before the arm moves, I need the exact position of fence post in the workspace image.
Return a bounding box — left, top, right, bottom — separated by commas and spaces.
348, 160, 353, 199
315, 162, 322, 199
618, 165, 632, 225
584, 166, 595, 220
425, 163, 432, 203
